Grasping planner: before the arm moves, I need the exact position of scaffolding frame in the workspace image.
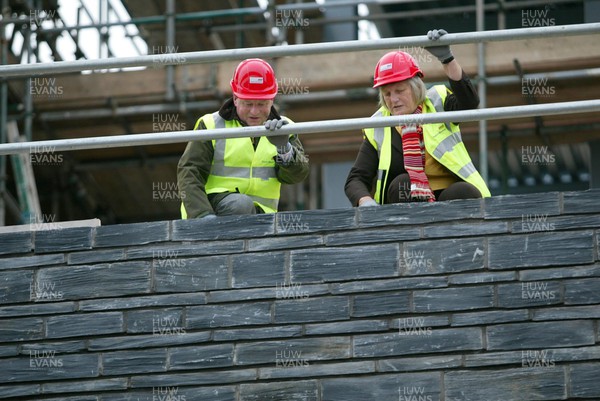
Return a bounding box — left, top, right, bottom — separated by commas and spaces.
0, 14, 599, 224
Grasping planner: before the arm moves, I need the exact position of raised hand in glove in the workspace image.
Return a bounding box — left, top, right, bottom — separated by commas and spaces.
265, 119, 291, 152
425, 29, 454, 64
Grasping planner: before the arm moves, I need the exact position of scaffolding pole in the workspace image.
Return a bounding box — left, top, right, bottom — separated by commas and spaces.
0, 23, 598, 77
0, 100, 599, 156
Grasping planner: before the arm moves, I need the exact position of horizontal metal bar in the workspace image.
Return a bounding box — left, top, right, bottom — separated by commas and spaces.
1, 100, 599, 156
0, 23, 598, 78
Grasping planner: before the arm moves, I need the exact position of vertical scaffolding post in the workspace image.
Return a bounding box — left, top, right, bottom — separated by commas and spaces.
0, 0, 7, 225
165, 0, 175, 101
477, 0, 489, 184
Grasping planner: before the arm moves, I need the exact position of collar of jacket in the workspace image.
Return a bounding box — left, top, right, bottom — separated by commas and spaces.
218, 97, 282, 126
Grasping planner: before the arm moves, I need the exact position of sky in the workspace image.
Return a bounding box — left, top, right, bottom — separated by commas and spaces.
9, 0, 378, 66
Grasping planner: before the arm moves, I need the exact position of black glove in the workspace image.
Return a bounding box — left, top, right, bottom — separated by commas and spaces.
425, 29, 454, 64
265, 119, 290, 151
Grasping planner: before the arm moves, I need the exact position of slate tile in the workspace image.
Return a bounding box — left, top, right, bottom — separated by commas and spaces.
88, 332, 211, 351
305, 320, 388, 336
570, 362, 600, 398
274, 296, 349, 324
324, 226, 420, 246
497, 281, 562, 308
130, 369, 257, 387
331, 276, 447, 294
154, 255, 229, 293
322, 372, 440, 401
103, 386, 236, 401
451, 310, 529, 327
214, 325, 302, 342
532, 305, 600, 321
247, 234, 323, 252
46, 312, 123, 339
22, 341, 87, 354
0, 231, 32, 255
0, 270, 33, 304
486, 320, 595, 350
172, 214, 274, 241
169, 344, 234, 370
358, 198, 482, 228
445, 368, 565, 400
209, 284, 329, 304
1, 353, 99, 382
102, 349, 167, 375
275, 208, 356, 234
519, 264, 600, 281
413, 286, 494, 312
95, 221, 169, 247
512, 214, 600, 233
232, 252, 285, 288
564, 277, 600, 305
354, 328, 482, 358
378, 355, 462, 372
37, 261, 151, 301
259, 361, 374, 380
0, 317, 44, 342
400, 237, 486, 276
563, 189, 600, 214
235, 337, 350, 366
126, 240, 244, 259
186, 302, 271, 329
290, 244, 398, 283
352, 291, 410, 317
67, 249, 125, 265
489, 231, 594, 269
0, 384, 40, 399
448, 271, 516, 285
34, 227, 92, 253
0, 254, 64, 270
126, 308, 184, 334
79, 293, 206, 312
42, 378, 127, 394
240, 380, 318, 401
423, 221, 508, 238
484, 192, 560, 219
0, 302, 76, 318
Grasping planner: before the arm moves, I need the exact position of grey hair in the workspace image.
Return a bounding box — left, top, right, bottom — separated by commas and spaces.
378, 76, 427, 112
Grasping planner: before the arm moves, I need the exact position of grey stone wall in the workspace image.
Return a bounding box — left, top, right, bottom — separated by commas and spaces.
1, 190, 600, 400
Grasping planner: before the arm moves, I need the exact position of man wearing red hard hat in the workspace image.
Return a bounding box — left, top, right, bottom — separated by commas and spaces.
345, 29, 491, 207
178, 58, 309, 219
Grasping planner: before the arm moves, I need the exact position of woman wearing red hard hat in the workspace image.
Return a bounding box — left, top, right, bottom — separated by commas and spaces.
345, 29, 491, 207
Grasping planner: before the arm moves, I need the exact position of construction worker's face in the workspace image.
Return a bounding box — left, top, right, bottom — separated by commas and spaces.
381, 81, 417, 116
234, 97, 273, 126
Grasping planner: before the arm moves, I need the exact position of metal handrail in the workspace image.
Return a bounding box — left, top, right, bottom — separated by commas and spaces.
0, 23, 599, 77
1, 99, 599, 155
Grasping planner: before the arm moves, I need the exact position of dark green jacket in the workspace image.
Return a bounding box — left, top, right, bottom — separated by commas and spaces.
177, 98, 310, 219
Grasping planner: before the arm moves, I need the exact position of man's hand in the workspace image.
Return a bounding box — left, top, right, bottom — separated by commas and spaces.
358, 197, 379, 207
425, 29, 454, 64
265, 119, 291, 151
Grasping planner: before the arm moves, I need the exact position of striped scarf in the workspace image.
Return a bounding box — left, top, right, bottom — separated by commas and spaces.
399, 105, 435, 202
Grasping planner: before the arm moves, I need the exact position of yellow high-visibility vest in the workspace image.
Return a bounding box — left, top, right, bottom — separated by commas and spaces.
364, 85, 491, 204
180, 112, 284, 218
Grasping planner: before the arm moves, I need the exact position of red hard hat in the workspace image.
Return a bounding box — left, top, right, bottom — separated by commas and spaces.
373, 51, 424, 88
230, 58, 278, 100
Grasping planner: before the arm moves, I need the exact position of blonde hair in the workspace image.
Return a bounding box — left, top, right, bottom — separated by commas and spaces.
378, 76, 427, 113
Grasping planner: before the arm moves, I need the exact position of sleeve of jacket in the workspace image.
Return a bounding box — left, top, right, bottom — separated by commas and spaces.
177, 119, 215, 219
274, 131, 310, 185
344, 134, 379, 206
444, 70, 480, 112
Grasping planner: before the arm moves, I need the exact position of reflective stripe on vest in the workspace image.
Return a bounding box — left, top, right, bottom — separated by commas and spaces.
364, 85, 491, 202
